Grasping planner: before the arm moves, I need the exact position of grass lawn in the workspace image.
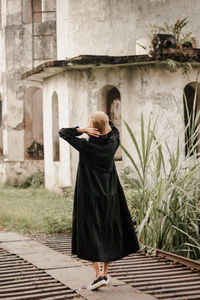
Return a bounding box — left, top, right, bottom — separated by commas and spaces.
0, 186, 73, 234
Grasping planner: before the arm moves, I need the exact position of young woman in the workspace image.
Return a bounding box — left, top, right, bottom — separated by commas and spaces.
59, 111, 139, 290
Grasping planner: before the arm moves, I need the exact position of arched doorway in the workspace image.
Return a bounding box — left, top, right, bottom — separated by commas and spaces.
24, 87, 44, 159
183, 82, 200, 156
52, 92, 59, 161
99, 85, 122, 160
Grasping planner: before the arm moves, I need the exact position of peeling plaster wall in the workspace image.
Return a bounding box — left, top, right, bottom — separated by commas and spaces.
0, 0, 6, 160
57, 0, 200, 59
43, 74, 71, 192
42, 64, 200, 190
0, 0, 56, 182
3, 1, 35, 162
56, 0, 137, 59
0, 160, 44, 183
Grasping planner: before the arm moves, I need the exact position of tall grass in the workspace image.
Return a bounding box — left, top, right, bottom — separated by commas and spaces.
121, 95, 200, 260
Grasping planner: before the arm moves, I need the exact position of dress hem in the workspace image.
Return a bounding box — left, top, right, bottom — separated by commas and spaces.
71, 248, 140, 263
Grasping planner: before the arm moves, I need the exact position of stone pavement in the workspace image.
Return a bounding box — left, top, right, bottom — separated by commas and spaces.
0, 231, 157, 300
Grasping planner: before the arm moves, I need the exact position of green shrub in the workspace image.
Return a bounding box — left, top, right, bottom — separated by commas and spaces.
121, 112, 200, 260
43, 215, 72, 233
11, 172, 44, 188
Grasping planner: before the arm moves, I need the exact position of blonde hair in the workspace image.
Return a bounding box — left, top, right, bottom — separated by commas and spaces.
88, 111, 110, 135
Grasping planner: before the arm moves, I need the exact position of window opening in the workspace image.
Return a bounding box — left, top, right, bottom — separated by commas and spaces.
184, 82, 200, 156
106, 87, 122, 160
52, 92, 60, 161
31, 0, 56, 67
24, 87, 44, 159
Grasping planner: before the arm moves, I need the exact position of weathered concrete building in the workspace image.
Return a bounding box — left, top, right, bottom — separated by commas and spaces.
22, 0, 200, 192
0, 0, 56, 182
2, 0, 200, 190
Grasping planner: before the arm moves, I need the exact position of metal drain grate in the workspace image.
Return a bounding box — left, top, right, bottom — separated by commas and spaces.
108, 253, 200, 300
31, 234, 90, 265
0, 247, 81, 299
32, 233, 200, 300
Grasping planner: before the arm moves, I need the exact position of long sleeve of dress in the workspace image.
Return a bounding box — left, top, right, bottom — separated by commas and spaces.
59, 127, 87, 151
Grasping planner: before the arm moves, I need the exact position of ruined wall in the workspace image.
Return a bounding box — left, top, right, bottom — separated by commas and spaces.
42, 74, 71, 192
0, 160, 44, 183
0, 0, 56, 183
42, 63, 200, 190
56, 0, 137, 59
0, 95, 3, 157
0, 0, 6, 161
57, 0, 200, 59
5, 0, 32, 161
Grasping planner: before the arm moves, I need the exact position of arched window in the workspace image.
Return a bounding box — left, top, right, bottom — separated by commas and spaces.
183, 82, 200, 156
52, 92, 59, 161
99, 85, 122, 160
24, 87, 44, 159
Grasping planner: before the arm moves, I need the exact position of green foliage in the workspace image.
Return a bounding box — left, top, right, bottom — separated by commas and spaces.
151, 18, 198, 48
5, 172, 45, 189
138, 18, 197, 73
121, 110, 200, 260
166, 59, 178, 71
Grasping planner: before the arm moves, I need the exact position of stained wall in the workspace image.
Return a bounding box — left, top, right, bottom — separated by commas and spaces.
57, 0, 200, 59
0, 0, 56, 182
42, 63, 200, 190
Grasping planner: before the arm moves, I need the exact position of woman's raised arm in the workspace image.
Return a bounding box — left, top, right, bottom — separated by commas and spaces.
59, 127, 86, 151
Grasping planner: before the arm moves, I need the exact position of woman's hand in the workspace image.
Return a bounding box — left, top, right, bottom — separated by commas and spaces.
85, 128, 100, 137
76, 127, 100, 137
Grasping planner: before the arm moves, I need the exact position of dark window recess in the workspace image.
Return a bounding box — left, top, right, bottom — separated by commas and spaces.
184, 83, 200, 156
106, 87, 122, 161
24, 87, 44, 160
52, 92, 60, 162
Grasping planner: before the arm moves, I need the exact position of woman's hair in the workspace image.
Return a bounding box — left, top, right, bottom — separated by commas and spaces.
88, 111, 110, 135
93, 118, 107, 134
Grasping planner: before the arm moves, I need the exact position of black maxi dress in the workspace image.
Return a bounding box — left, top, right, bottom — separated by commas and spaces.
59, 121, 139, 262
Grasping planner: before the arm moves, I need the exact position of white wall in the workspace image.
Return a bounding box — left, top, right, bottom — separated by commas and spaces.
42, 63, 200, 190
0, 0, 56, 183
43, 74, 71, 191
56, 0, 200, 60
56, 0, 136, 59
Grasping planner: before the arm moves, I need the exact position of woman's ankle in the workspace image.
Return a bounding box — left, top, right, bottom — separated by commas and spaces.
95, 273, 102, 279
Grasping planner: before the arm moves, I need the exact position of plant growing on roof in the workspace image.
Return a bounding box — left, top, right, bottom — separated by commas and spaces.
148, 18, 197, 73
137, 18, 198, 73
151, 17, 198, 50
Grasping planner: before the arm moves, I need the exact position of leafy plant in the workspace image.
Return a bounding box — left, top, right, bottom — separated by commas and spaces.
121, 96, 200, 260
151, 18, 198, 49
137, 18, 198, 73
7, 172, 45, 189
